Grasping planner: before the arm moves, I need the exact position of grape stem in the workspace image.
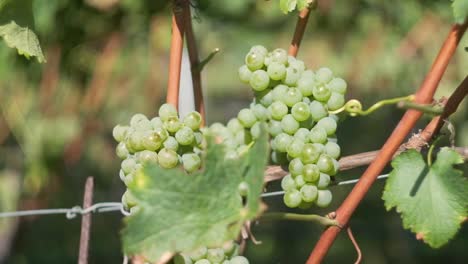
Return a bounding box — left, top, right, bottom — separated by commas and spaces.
427, 136, 442, 166
329, 95, 415, 116
193, 48, 220, 72
260, 212, 340, 227
397, 101, 444, 115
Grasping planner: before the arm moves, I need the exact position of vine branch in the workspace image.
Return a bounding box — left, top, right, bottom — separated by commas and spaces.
260, 212, 339, 227
288, 1, 317, 57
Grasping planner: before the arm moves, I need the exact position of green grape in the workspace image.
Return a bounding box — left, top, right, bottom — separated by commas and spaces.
316, 189, 332, 208
255, 89, 274, 107
302, 96, 311, 104
174, 254, 193, 264
130, 113, 148, 126
194, 131, 204, 146
302, 164, 320, 182
116, 142, 129, 159
194, 259, 210, 264
272, 84, 288, 101
309, 127, 328, 144
283, 88, 303, 107
309, 101, 328, 121
312, 143, 325, 153
295, 174, 306, 188
300, 184, 318, 202
317, 117, 337, 136
250, 45, 268, 56
230, 256, 249, 264
325, 141, 341, 159
150, 117, 163, 128
164, 116, 183, 133
317, 154, 334, 173
227, 118, 243, 133
330, 158, 339, 176
270, 48, 288, 65
297, 73, 315, 97
288, 57, 306, 72
175, 126, 195, 146
267, 62, 286, 80
287, 138, 305, 158
159, 103, 178, 122
271, 150, 288, 165
142, 130, 163, 151
121, 158, 137, 174
184, 111, 202, 130
134, 119, 153, 131
137, 150, 158, 164
288, 158, 303, 177
284, 189, 302, 208
269, 101, 288, 120
163, 136, 179, 151
245, 51, 265, 71
237, 108, 257, 128
250, 122, 261, 139
294, 128, 310, 142
315, 67, 333, 84
238, 181, 249, 196
249, 70, 270, 91
113, 125, 129, 142
327, 92, 345, 111
312, 85, 331, 102
123, 172, 135, 186
281, 174, 297, 191
298, 201, 314, 209
299, 117, 315, 130
158, 148, 179, 168
268, 120, 283, 137
238, 65, 252, 83
121, 190, 137, 208
207, 248, 225, 263
283, 66, 301, 86
182, 153, 201, 173
281, 114, 300, 135
317, 173, 331, 189
119, 169, 126, 181
301, 143, 320, 164
154, 127, 169, 142
291, 102, 310, 121
128, 130, 144, 151
190, 247, 208, 261
328, 77, 347, 94
252, 104, 269, 121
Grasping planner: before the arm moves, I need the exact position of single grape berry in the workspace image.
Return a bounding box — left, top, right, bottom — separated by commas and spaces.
130, 113, 148, 127
274, 133, 292, 153
270, 48, 288, 65
269, 101, 288, 120
183, 111, 202, 130
281, 174, 297, 191
237, 108, 257, 128
159, 104, 178, 122
302, 163, 320, 182
238, 65, 252, 84
315, 67, 333, 84
113, 125, 129, 142
164, 116, 183, 133
182, 153, 201, 173
249, 70, 270, 91
317, 117, 337, 136
281, 114, 300, 135
301, 143, 321, 164
317, 173, 331, 189
158, 148, 179, 169
316, 189, 333, 208
300, 184, 318, 202
328, 77, 347, 94
283, 88, 303, 107
267, 62, 286, 80
309, 101, 328, 121
245, 51, 265, 71
291, 102, 311, 122
284, 189, 302, 208
175, 126, 195, 146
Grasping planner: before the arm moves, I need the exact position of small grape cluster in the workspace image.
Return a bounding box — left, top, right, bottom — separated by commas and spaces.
112, 103, 204, 208
174, 242, 248, 264
238, 46, 347, 209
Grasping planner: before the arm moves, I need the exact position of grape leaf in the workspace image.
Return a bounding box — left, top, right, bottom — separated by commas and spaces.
452, 0, 468, 24
279, 0, 297, 14
382, 148, 468, 248
121, 132, 269, 263
0, 21, 45, 63
297, 0, 313, 11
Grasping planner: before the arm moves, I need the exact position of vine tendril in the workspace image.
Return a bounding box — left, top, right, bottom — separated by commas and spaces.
329, 95, 416, 116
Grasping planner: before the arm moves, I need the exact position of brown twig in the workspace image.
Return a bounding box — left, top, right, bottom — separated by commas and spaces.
166, 1, 188, 110
184, 5, 206, 126
288, 5, 313, 57
78, 177, 94, 264
306, 22, 467, 264
347, 227, 362, 264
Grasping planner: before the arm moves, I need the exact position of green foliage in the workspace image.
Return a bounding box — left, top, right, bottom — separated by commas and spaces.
452, 0, 468, 24
383, 148, 468, 248
279, 0, 312, 14
122, 132, 269, 262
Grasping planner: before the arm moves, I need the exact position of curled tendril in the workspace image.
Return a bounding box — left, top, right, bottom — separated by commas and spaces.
329, 95, 415, 116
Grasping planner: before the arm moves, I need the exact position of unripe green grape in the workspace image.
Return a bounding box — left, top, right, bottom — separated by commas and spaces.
273, 133, 292, 152
230, 256, 249, 264
267, 120, 281, 137
174, 254, 193, 264
159, 103, 178, 122
134, 119, 153, 131
297, 74, 315, 97
130, 113, 148, 127
284, 189, 302, 208
317, 173, 331, 189
123, 172, 135, 186
312, 85, 331, 102
283, 66, 301, 86
295, 174, 306, 188
190, 247, 208, 261
121, 158, 137, 174
270, 48, 288, 65
315, 67, 333, 84
164, 116, 183, 133
238, 181, 249, 197
272, 84, 288, 101
249, 70, 270, 91
113, 125, 129, 142
281, 174, 297, 191
325, 141, 341, 159
302, 164, 320, 182
154, 127, 169, 142
150, 117, 163, 128
299, 117, 315, 130
194, 259, 210, 264
267, 62, 286, 80
288, 57, 305, 73
283, 88, 303, 107
281, 114, 300, 135
182, 153, 201, 173
245, 51, 265, 71
316, 189, 332, 208
291, 102, 310, 122
252, 104, 269, 121
163, 136, 179, 151
329, 158, 339, 176
269, 101, 288, 120
194, 131, 204, 146
317, 154, 334, 173
250, 45, 268, 56
184, 111, 202, 130
294, 128, 310, 142
227, 118, 243, 134
327, 92, 345, 111
207, 248, 225, 263
158, 148, 179, 168
116, 142, 129, 159
250, 122, 261, 139
301, 143, 320, 164
237, 109, 257, 128
121, 190, 137, 208
302, 96, 311, 104
317, 117, 337, 136
312, 143, 325, 153
328, 77, 347, 94
255, 89, 274, 107
238, 65, 252, 83
309, 101, 328, 121
119, 169, 126, 181
137, 150, 158, 164
142, 130, 163, 151
287, 138, 305, 158
300, 184, 318, 202
309, 126, 328, 144
175, 126, 195, 146
128, 130, 145, 151
288, 158, 303, 177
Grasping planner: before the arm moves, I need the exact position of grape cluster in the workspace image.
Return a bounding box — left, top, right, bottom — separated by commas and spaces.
238, 46, 347, 209
173, 242, 248, 264
113, 103, 204, 208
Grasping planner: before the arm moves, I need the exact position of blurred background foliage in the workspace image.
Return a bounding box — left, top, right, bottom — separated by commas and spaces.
0, 0, 467, 263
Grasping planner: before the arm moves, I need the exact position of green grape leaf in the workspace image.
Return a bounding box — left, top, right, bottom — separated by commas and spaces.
121, 131, 269, 263
0, 21, 45, 63
382, 148, 468, 248
280, 0, 297, 14
297, 0, 313, 11
452, 0, 468, 24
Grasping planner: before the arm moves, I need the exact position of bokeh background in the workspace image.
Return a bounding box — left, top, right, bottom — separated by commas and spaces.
1, 0, 467, 263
